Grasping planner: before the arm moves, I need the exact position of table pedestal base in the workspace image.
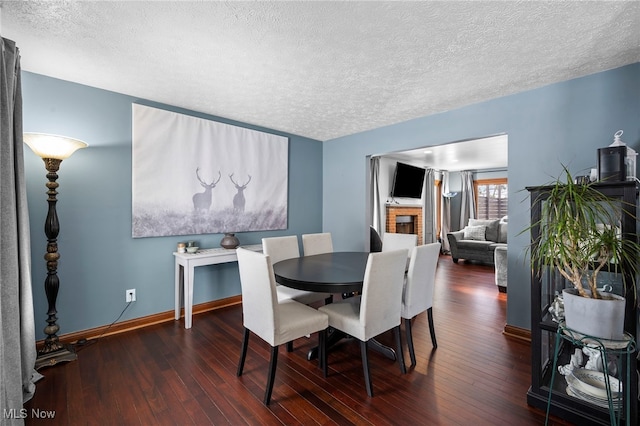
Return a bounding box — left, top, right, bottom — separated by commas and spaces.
307, 328, 396, 361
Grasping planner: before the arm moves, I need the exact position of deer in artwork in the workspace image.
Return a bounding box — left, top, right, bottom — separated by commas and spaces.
229, 173, 251, 213
192, 168, 221, 212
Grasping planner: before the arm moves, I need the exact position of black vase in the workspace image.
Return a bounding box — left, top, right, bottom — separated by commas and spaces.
220, 233, 240, 249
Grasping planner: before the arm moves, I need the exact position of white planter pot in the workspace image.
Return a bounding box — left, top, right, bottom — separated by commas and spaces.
562, 288, 626, 340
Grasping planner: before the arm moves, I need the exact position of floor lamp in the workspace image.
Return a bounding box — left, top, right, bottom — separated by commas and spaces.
23, 133, 88, 370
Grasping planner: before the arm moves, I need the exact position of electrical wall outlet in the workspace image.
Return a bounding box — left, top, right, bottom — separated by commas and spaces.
126, 288, 136, 303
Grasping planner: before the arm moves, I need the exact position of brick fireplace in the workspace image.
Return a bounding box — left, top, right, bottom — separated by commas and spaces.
385, 205, 423, 245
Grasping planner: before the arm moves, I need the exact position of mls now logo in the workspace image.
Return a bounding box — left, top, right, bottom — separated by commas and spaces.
3, 408, 56, 419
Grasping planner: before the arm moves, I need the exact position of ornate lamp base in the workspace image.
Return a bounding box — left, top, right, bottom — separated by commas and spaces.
23, 135, 88, 372
35, 344, 77, 370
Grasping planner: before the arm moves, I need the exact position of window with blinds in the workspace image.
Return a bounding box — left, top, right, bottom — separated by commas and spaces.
474, 178, 507, 220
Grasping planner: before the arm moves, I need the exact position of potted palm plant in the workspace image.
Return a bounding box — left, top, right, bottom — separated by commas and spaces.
527, 167, 640, 340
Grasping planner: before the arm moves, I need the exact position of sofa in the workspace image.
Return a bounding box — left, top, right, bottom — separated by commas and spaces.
446, 218, 507, 265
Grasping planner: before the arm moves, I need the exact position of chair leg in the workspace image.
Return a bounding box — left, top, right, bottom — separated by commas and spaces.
394, 325, 407, 374
264, 345, 279, 405
427, 307, 438, 348
237, 327, 250, 377
318, 329, 326, 374
322, 329, 329, 377
317, 331, 322, 369
325, 294, 334, 304
360, 340, 373, 397
404, 317, 416, 367
286, 341, 294, 352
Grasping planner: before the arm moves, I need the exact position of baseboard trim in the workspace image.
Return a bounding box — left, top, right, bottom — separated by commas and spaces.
37, 295, 242, 347
503, 324, 531, 343
40, 298, 531, 346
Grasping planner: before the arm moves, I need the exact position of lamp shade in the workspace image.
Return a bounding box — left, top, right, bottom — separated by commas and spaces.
23, 133, 88, 160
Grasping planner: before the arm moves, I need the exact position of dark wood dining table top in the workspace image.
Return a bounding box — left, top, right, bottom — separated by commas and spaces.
272, 251, 370, 294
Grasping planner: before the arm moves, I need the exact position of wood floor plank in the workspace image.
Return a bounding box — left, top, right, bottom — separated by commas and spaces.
25, 254, 573, 425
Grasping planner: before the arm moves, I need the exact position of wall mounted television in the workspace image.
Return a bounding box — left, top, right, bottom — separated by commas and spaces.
391, 162, 426, 199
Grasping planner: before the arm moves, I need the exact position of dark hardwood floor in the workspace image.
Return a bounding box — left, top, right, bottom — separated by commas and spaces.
25, 255, 571, 425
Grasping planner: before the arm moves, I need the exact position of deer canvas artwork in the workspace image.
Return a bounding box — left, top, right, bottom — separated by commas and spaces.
132, 104, 288, 238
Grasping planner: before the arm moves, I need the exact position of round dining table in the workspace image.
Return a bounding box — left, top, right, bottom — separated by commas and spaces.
273, 251, 396, 361
273, 251, 369, 293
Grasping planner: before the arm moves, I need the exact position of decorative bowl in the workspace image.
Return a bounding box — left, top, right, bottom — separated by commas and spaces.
186, 246, 199, 254
570, 369, 621, 399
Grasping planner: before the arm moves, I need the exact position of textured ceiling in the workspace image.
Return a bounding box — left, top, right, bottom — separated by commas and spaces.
1, 1, 639, 142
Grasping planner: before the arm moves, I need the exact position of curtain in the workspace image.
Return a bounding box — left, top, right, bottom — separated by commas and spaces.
459, 171, 476, 228
1, 37, 41, 425
370, 157, 383, 233
440, 171, 452, 253
422, 168, 437, 244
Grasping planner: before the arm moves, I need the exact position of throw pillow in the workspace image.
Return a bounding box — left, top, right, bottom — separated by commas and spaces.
497, 222, 508, 243
469, 219, 500, 242
463, 225, 487, 241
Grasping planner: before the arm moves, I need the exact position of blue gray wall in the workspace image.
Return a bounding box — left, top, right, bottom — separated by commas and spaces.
21, 64, 640, 337
22, 72, 323, 340
323, 63, 640, 330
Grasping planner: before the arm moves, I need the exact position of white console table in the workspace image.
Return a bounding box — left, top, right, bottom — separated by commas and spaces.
173, 244, 262, 329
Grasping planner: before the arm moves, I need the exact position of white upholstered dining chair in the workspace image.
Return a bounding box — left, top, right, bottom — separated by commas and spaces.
318, 249, 408, 397
382, 232, 417, 268
235, 248, 328, 405
301, 232, 333, 256
262, 236, 332, 305
382, 232, 418, 252
401, 243, 441, 366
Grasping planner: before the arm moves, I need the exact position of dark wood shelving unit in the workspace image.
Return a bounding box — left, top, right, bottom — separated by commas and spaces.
526, 181, 639, 425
